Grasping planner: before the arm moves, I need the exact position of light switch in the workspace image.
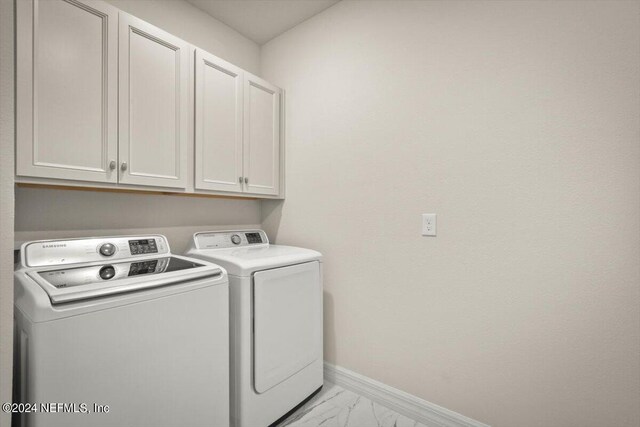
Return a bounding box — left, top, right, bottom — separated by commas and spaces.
422, 214, 436, 236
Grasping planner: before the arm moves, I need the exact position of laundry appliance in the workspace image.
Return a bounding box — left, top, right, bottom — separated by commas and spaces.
185, 229, 323, 427
13, 235, 230, 427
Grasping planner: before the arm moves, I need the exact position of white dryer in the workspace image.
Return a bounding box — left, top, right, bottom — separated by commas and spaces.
185, 230, 323, 427
14, 235, 230, 427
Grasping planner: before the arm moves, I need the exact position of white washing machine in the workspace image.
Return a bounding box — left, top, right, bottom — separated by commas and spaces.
185, 230, 323, 427
14, 235, 230, 427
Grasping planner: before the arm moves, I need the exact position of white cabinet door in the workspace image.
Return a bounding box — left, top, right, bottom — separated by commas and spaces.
243, 74, 281, 196
118, 13, 189, 189
194, 49, 244, 193
16, 0, 118, 183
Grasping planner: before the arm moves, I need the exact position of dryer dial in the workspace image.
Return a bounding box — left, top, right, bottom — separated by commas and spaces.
231, 234, 241, 245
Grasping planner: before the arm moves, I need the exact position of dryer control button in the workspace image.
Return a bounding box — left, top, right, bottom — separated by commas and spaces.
231, 234, 241, 245
99, 243, 116, 257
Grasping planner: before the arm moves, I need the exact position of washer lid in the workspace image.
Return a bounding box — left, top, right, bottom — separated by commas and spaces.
28, 256, 222, 304
185, 245, 322, 276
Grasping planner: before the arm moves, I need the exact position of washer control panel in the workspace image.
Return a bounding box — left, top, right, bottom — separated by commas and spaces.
128, 239, 158, 255
194, 230, 269, 249
23, 235, 170, 268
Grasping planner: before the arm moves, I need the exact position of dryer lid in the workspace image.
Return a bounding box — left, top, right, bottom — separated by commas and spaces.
185, 245, 322, 276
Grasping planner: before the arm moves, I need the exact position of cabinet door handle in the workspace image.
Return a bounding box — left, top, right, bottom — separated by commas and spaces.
121, 162, 128, 171
239, 176, 243, 184
109, 160, 116, 170
244, 177, 248, 184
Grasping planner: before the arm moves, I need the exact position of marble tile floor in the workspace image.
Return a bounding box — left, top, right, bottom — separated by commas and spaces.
277, 382, 428, 427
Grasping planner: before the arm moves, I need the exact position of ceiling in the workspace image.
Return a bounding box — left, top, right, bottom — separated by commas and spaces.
186, 0, 341, 45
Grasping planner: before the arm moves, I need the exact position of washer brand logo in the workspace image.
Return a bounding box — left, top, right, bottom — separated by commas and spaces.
42, 244, 67, 249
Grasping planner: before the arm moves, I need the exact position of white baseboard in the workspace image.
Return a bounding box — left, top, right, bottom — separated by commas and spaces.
323, 362, 490, 427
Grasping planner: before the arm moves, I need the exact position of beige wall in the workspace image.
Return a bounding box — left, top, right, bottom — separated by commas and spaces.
0, 0, 15, 424
261, 1, 640, 426
14, 0, 263, 251
14, 187, 261, 253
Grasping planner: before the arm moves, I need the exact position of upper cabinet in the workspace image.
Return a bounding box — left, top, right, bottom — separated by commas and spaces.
15, 0, 284, 198
118, 13, 189, 189
194, 49, 244, 193
16, 0, 118, 183
244, 74, 281, 196
194, 51, 283, 197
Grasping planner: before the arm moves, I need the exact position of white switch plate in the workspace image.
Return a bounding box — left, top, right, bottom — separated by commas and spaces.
422, 214, 437, 236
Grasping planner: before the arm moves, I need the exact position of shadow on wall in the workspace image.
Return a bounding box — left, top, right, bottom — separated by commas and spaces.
261, 199, 283, 242
323, 291, 335, 364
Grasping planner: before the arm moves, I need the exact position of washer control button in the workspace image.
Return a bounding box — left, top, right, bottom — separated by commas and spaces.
99, 265, 116, 280
231, 234, 241, 245
99, 243, 116, 257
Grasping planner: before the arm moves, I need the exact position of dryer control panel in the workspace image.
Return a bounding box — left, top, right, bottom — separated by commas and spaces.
23, 235, 170, 268
194, 230, 269, 249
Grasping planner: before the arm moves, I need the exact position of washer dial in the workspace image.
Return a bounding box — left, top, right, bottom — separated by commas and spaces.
99, 265, 116, 280
99, 243, 116, 257
231, 234, 241, 245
